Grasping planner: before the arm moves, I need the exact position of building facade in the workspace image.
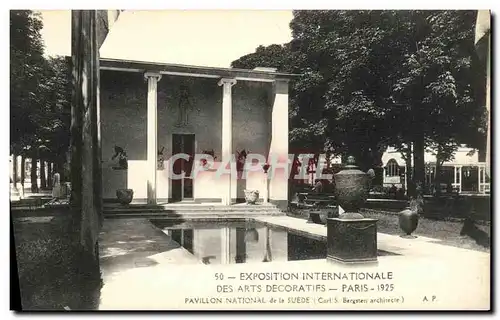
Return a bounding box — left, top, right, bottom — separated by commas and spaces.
100, 59, 295, 207
381, 146, 490, 195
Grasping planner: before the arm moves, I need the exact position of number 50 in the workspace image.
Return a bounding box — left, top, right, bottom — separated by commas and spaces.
215, 273, 224, 280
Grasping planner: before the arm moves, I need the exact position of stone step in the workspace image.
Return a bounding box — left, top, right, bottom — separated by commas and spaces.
103, 211, 285, 220
103, 205, 282, 213
103, 208, 284, 215
10, 184, 20, 201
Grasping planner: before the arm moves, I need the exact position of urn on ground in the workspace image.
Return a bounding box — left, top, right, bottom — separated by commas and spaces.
116, 188, 134, 205
244, 189, 259, 204
398, 198, 420, 238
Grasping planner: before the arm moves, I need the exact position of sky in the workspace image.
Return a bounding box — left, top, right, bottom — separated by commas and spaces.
39, 10, 294, 68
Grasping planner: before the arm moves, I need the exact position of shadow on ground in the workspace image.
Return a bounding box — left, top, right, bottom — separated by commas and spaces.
287, 207, 491, 253
99, 217, 196, 279
12, 209, 102, 310
460, 218, 490, 248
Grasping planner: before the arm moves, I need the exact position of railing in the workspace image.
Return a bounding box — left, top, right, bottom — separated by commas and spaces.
479, 183, 490, 194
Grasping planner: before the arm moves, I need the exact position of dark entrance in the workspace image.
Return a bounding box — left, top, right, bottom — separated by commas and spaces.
171, 134, 195, 202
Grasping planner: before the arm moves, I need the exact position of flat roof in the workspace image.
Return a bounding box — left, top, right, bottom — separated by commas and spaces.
100, 58, 299, 83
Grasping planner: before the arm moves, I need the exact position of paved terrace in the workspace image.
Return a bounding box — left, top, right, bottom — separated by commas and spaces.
98, 216, 490, 310
253, 216, 490, 260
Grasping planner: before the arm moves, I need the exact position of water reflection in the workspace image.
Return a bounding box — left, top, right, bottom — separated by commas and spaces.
151, 220, 329, 264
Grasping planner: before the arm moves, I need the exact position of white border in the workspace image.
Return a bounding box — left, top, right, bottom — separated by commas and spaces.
1, 1, 498, 320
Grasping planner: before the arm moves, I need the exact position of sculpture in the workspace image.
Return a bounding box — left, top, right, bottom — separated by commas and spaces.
176, 85, 200, 127
236, 149, 248, 172
111, 146, 128, 170
244, 189, 260, 204
158, 146, 165, 170
201, 149, 217, 168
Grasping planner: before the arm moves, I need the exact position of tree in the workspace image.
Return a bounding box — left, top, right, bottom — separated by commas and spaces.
40, 56, 73, 179
231, 10, 487, 192
10, 11, 74, 192
10, 10, 45, 154
389, 10, 487, 194
232, 44, 292, 72
10, 10, 47, 191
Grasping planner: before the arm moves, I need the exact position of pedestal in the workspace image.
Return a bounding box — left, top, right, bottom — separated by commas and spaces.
327, 217, 378, 264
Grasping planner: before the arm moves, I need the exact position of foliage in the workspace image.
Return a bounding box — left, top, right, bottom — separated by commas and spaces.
231, 10, 487, 176
10, 10, 46, 154
10, 10, 72, 165
389, 10, 486, 160
38, 56, 72, 164
232, 44, 292, 72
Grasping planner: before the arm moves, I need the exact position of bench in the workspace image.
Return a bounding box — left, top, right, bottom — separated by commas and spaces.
290, 191, 339, 224
308, 207, 340, 225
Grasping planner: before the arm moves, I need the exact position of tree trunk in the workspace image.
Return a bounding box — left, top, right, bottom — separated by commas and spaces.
405, 143, 414, 197
47, 162, 53, 189
71, 10, 101, 256
325, 152, 331, 172
30, 156, 38, 193
20, 156, 25, 187
372, 146, 384, 186
413, 132, 425, 194
40, 158, 46, 189
433, 148, 442, 197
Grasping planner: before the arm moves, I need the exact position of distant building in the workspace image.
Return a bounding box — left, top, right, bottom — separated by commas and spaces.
381, 145, 490, 195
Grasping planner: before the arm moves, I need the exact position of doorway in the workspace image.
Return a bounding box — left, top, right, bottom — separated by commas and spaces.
171, 134, 195, 202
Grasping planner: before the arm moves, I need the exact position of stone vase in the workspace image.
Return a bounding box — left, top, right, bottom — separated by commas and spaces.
116, 188, 134, 205
399, 207, 419, 236
244, 190, 259, 204
333, 156, 372, 218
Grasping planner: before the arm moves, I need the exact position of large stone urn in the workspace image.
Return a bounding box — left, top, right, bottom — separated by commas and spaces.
333, 156, 372, 219
327, 156, 378, 264
116, 188, 134, 205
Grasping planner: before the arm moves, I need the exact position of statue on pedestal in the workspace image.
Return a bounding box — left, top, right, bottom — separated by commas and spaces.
111, 146, 128, 170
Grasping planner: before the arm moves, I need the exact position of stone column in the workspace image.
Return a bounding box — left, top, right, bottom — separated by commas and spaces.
478, 164, 482, 193
145, 72, 162, 205
458, 166, 462, 193
263, 173, 269, 203
36, 159, 41, 190
218, 78, 236, 205
453, 166, 458, 190
269, 80, 289, 205
12, 154, 18, 186
482, 164, 487, 193
220, 227, 231, 264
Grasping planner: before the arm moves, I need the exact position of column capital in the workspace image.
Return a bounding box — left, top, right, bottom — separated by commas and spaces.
144, 72, 162, 81
218, 78, 237, 87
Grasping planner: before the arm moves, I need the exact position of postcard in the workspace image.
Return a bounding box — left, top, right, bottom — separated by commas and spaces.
10, 9, 491, 311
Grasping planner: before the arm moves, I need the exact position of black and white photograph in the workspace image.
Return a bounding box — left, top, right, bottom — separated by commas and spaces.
8, 5, 492, 311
